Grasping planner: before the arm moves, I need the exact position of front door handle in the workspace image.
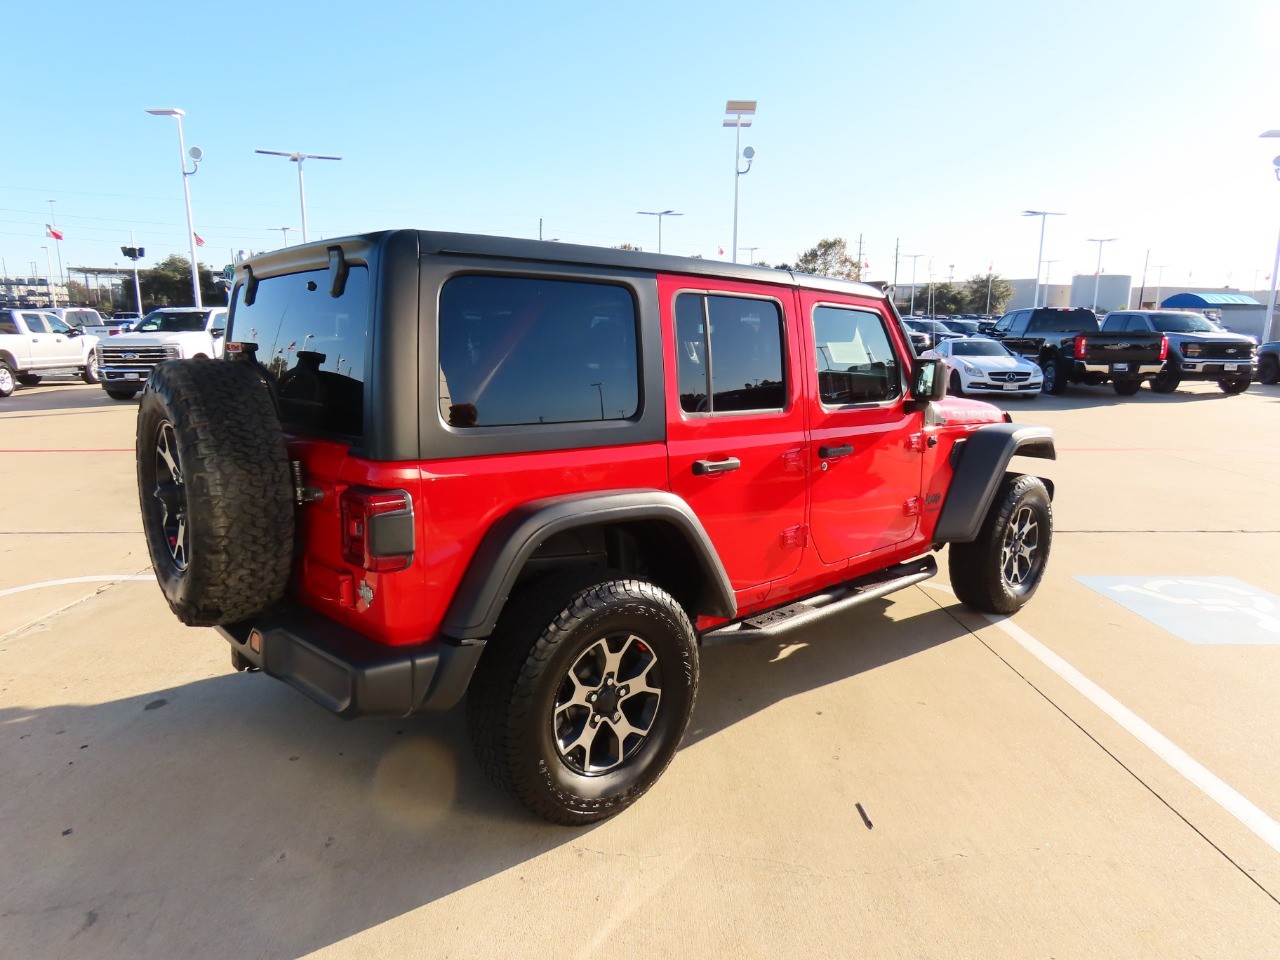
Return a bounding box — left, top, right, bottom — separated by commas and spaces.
692, 457, 741, 476
818, 444, 854, 459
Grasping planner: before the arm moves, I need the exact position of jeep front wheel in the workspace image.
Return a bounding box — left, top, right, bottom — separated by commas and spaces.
136, 359, 295, 626
948, 475, 1053, 615
467, 571, 699, 825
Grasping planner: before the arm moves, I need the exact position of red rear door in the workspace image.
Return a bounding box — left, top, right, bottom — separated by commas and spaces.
661, 276, 808, 600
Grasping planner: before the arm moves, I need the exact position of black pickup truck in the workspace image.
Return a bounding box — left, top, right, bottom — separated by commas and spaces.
989, 307, 1167, 395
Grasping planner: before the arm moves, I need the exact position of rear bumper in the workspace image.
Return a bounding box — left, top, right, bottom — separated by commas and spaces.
1079, 361, 1164, 377
216, 606, 485, 718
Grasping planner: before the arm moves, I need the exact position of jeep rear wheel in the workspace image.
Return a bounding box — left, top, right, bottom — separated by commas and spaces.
136, 359, 295, 626
948, 475, 1053, 615
467, 570, 698, 825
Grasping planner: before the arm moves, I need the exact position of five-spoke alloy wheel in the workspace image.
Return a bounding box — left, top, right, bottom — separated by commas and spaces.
949, 474, 1053, 615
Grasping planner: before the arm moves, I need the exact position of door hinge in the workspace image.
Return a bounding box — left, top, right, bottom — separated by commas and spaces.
902, 497, 922, 517
780, 524, 809, 548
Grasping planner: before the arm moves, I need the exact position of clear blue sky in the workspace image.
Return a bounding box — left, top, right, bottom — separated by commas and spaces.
4, 0, 1278, 293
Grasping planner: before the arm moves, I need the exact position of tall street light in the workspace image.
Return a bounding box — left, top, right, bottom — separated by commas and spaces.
1022, 210, 1064, 308
637, 210, 682, 253
903, 253, 923, 315
1261, 130, 1280, 341
255, 150, 342, 243
277, 226, 293, 248
146, 108, 204, 308
1088, 237, 1118, 312
724, 100, 756, 264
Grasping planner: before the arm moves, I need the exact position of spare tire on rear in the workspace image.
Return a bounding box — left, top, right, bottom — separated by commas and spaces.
137, 359, 295, 626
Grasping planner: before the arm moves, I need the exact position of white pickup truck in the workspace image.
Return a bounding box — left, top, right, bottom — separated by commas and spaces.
0, 308, 101, 397
49, 307, 133, 340
96, 306, 228, 400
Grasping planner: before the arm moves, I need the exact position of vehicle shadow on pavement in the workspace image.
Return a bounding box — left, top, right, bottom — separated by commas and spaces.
0, 598, 970, 959
0, 382, 132, 418
1027, 384, 1250, 411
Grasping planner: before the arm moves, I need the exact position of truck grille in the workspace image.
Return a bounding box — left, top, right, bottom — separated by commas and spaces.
1187, 343, 1251, 361
97, 345, 179, 364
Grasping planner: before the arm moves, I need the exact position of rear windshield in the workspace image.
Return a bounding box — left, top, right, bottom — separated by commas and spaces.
1027, 310, 1098, 333
135, 311, 209, 333
229, 266, 369, 438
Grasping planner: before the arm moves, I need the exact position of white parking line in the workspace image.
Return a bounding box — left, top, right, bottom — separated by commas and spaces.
923, 582, 1280, 856
0, 574, 153, 599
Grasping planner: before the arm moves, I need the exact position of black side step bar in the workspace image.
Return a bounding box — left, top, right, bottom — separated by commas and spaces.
703, 556, 938, 641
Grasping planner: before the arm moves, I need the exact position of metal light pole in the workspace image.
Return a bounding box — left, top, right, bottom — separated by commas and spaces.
1023, 210, 1064, 308
146, 108, 203, 308
1262, 131, 1280, 341
1088, 237, 1118, 311
1152, 264, 1170, 309
723, 100, 756, 264
741, 246, 760, 264
47, 200, 65, 288
903, 254, 922, 315
637, 210, 682, 253
41, 246, 56, 307
277, 227, 293, 248
1042, 260, 1059, 307
255, 150, 342, 243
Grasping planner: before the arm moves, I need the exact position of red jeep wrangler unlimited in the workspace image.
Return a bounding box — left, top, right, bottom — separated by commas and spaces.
136, 231, 1055, 824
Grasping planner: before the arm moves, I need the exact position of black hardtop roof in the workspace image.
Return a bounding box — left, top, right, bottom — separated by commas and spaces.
238, 229, 888, 302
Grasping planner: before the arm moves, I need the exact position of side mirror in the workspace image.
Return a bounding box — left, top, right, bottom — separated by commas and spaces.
910, 357, 947, 403
66, 328, 81, 338
211, 329, 225, 338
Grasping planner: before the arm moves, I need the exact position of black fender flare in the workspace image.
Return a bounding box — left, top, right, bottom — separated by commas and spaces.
441, 490, 736, 641
933, 424, 1056, 543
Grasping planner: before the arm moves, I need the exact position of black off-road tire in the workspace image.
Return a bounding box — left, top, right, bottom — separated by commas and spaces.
0, 361, 15, 397
1150, 362, 1180, 393
1259, 355, 1279, 385
948, 474, 1053, 615
1040, 358, 1068, 395
137, 359, 294, 626
467, 569, 699, 825
82, 354, 101, 384
1112, 377, 1142, 396
105, 387, 139, 401
1218, 376, 1250, 395
16, 373, 41, 386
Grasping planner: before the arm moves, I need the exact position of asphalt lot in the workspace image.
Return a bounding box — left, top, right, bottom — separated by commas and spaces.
3, 377, 1279, 959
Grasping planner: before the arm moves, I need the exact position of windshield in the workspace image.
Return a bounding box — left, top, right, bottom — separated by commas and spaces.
135, 311, 208, 333
952, 339, 1012, 357
1149, 312, 1218, 333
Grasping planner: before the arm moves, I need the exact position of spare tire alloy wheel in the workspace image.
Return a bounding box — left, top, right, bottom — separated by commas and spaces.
137, 359, 295, 626
468, 572, 698, 825
948, 475, 1053, 615
153, 421, 189, 571
0, 361, 14, 398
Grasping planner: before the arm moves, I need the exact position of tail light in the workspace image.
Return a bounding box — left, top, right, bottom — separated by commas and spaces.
1074, 335, 1088, 359
1159, 335, 1168, 361
340, 487, 415, 572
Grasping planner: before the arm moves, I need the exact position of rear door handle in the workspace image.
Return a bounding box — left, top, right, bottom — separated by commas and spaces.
692, 457, 741, 476
818, 444, 854, 459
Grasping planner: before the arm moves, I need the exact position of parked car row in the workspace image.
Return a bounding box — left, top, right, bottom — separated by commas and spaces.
0, 308, 100, 396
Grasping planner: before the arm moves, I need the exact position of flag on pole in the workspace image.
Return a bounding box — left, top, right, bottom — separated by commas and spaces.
194, 233, 206, 247
717, 246, 724, 256
46, 224, 63, 240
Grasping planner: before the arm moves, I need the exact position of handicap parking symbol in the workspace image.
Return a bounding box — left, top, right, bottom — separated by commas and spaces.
1076, 576, 1280, 645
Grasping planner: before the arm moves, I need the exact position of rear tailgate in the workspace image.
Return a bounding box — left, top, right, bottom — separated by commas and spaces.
1079, 333, 1164, 366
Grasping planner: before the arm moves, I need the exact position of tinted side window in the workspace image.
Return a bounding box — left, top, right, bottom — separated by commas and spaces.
47, 316, 72, 334
0, 314, 17, 335
438, 275, 639, 428
812, 305, 902, 404
1027, 313, 1057, 333
675, 293, 785, 415
230, 266, 369, 438
21, 313, 49, 333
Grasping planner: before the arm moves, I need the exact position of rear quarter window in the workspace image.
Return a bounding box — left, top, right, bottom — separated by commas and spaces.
230, 266, 370, 438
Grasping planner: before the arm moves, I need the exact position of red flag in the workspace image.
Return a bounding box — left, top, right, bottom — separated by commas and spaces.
194, 233, 206, 247
46, 223, 63, 240
717, 246, 724, 256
